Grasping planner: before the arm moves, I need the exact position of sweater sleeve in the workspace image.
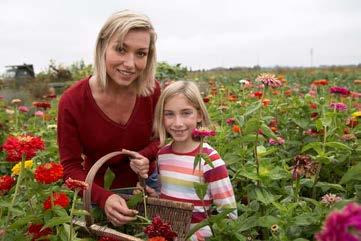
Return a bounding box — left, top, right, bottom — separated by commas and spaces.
203, 150, 238, 220
57, 93, 113, 209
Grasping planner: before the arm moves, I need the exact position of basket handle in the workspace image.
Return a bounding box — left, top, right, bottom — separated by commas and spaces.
84, 151, 125, 227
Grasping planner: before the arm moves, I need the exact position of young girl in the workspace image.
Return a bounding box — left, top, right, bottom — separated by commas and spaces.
152, 80, 237, 241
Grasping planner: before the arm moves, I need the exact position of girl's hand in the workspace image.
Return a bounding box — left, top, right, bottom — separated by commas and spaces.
122, 149, 149, 179
104, 194, 138, 226
133, 182, 159, 197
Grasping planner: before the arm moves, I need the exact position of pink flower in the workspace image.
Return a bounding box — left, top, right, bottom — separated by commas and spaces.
35, 111, 44, 117
329, 102, 347, 112
320, 193, 342, 207
315, 202, 361, 241
226, 118, 235, 125
192, 127, 216, 138
255, 73, 282, 88
65, 177, 89, 191
329, 86, 350, 96
269, 137, 285, 145
18, 106, 29, 113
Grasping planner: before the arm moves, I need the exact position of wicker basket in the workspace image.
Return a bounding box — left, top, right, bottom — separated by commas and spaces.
77, 151, 194, 241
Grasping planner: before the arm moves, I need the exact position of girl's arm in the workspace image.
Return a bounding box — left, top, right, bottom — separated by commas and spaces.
203, 150, 238, 219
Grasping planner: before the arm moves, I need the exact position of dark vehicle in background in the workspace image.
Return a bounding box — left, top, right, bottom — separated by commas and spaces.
3, 64, 35, 87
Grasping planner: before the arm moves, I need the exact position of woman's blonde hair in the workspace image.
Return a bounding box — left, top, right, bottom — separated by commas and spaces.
94, 9, 157, 96
153, 81, 211, 147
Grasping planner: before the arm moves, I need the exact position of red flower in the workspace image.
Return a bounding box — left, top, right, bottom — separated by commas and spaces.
144, 215, 177, 241
65, 177, 89, 191
32, 101, 51, 109
232, 125, 241, 133
252, 91, 263, 99
309, 103, 318, 109
0, 175, 15, 193
148, 237, 167, 241
27, 223, 52, 241
43, 192, 70, 210
192, 127, 216, 138
2, 135, 45, 162
226, 117, 235, 125
35, 162, 63, 184
98, 237, 121, 241
312, 79, 329, 86
329, 86, 350, 96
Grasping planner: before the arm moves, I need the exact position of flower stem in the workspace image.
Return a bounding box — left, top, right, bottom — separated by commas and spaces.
3, 159, 24, 241
69, 189, 79, 241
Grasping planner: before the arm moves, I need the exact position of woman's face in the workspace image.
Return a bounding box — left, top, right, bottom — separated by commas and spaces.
105, 29, 150, 87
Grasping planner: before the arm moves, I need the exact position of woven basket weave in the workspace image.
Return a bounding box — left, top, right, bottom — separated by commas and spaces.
77, 151, 194, 241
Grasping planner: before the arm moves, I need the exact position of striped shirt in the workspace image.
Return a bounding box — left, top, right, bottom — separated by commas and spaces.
158, 142, 237, 241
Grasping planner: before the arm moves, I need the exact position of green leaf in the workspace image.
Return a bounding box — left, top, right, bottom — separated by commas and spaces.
340, 163, 361, 184
239, 134, 258, 143
8, 215, 39, 229
320, 116, 332, 128
249, 187, 278, 205
301, 142, 324, 155
72, 209, 91, 217
104, 167, 115, 190
243, 118, 261, 134
243, 101, 262, 117
186, 219, 210, 239
127, 192, 143, 209
257, 215, 280, 228
325, 142, 352, 151
260, 123, 278, 139
201, 153, 214, 168
316, 181, 345, 192
194, 182, 208, 200
256, 145, 267, 155
193, 154, 202, 173
43, 216, 71, 229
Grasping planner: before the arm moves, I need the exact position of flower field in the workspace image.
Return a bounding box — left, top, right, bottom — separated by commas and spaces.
1, 66, 361, 241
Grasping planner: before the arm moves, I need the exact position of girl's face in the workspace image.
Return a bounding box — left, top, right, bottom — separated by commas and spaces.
105, 29, 150, 87
163, 94, 203, 146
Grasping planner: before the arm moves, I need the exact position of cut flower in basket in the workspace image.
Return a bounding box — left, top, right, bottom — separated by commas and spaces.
144, 215, 177, 241
65, 177, 89, 191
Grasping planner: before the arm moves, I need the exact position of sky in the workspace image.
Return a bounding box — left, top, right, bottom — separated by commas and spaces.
1, 0, 361, 73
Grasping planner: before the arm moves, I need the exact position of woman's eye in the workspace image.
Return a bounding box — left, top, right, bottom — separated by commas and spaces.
137, 51, 148, 57
182, 111, 192, 116
116, 46, 126, 54
164, 112, 174, 117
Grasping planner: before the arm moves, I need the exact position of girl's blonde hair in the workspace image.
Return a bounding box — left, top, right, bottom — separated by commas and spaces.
94, 9, 157, 96
153, 81, 211, 147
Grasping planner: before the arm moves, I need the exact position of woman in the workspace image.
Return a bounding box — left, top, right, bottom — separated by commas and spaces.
57, 10, 160, 226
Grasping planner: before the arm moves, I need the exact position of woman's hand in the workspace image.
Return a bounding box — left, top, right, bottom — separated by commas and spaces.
133, 182, 159, 198
104, 194, 138, 226
122, 149, 149, 179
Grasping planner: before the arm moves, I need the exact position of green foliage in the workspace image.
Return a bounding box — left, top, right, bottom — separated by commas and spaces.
156, 61, 188, 80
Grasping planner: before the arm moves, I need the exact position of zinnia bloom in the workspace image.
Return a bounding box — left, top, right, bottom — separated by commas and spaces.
269, 137, 285, 145
144, 215, 177, 241
0, 175, 16, 193
43, 192, 70, 210
11, 99, 22, 104
226, 117, 235, 125
35, 162, 63, 184
192, 127, 216, 138
65, 177, 89, 191
148, 237, 167, 241
313, 79, 329, 86
320, 193, 342, 207
329, 102, 347, 112
329, 86, 350, 96
341, 133, 356, 142
352, 111, 361, 118
346, 117, 358, 128
34, 111, 44, 117
32, 101, 51, 109
251, 91, 263, 99
27, 223, 52, 241
255, 73, 282, 88
18, 106, 29, 113
315, 202, 361, 241
11, 160, 33, 175
291, 155, 320, 180
232, 125, 241, 133
2, 135, 45, 162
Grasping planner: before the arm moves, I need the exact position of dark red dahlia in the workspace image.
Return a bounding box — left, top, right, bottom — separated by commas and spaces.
32, 101, 51, 109
144, 215, 177, 241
